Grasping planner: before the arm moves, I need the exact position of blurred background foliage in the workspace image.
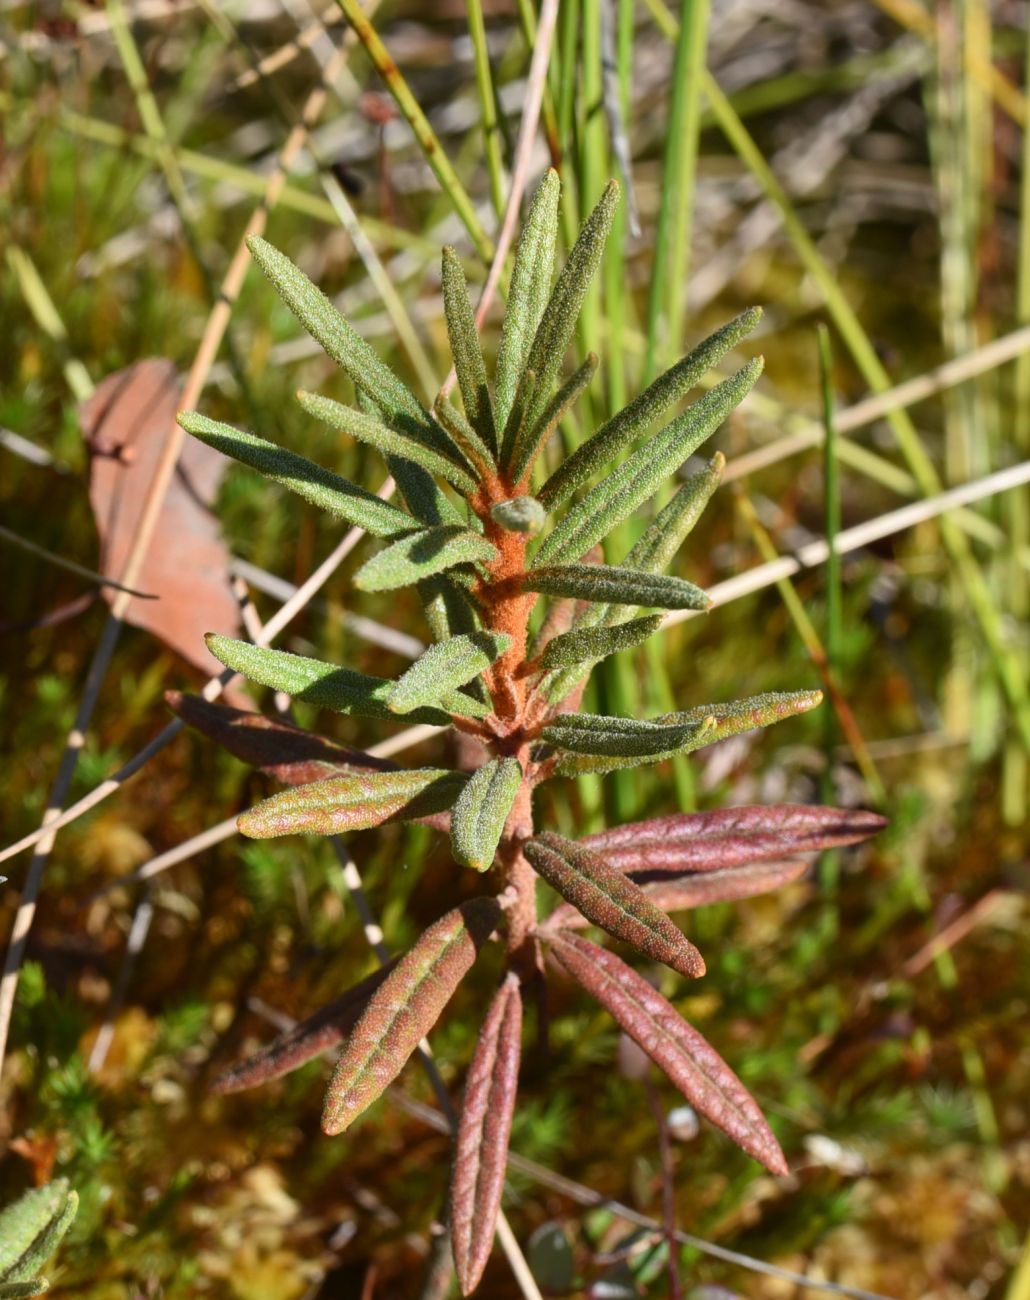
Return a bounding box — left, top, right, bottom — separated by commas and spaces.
1, 0, 1029, 1296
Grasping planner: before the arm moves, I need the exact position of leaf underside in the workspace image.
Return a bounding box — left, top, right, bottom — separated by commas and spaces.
450, 975, 523, 1295
166, 691, 396, 785
581, 803, 888, 874
541, 930, 788, 1174
524, 833, 704, 978
322, 898, 501, 1134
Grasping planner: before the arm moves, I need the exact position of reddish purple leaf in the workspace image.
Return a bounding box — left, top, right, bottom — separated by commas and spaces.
211, 963, 396, 1095
581, 804, 886, 876
525, 832, 705, 978
322, 898, 501, 1135
450, 974, 523, 1296
542, 930, 787, 1174
167, 691, 452, 832
239, 768, 466, 839
166, 690, 396, 784
549, 859, 809, 929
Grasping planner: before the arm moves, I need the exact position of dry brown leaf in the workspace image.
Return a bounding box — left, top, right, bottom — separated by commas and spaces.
80, 359, 241, 686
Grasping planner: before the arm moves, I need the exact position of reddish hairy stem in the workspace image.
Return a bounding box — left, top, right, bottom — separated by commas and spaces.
469, 475, 541, 966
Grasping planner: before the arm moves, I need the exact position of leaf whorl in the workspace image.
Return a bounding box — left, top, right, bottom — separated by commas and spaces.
450, 975, 523, 1295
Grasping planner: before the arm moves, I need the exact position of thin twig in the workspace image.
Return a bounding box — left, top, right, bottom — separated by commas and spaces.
902, 889, 1008, 978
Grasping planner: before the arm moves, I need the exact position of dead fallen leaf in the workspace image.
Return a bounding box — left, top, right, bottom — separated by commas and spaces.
79, 359, 242, 689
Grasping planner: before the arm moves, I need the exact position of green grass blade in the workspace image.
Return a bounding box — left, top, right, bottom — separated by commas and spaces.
334, 0, 494, 263
643, 0, 710, 384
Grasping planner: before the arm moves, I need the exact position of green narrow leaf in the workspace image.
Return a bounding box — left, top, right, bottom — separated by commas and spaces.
498, 366, 538, 468
524, 833, 704, 978
520, 181, 620, 437
433, 397, 497, 472
524, 564, 710, 611
510, 353, 598, 484
205, 636, 488, 723
354, 525, 498, 593
539, 615, 663, 671
540, 456, 724, 706
178, 412, 415, 539
553, 690, 824, 776
543, 711, 710, 759
297, 390, 477, 493
540, 307, 761, 510
239, 767, 467, 838
354, 377, 466, 532
624, 452, 725, 573
0, 1180, 78, 1284
389, 633, 511, 716
495, 169, 560, 433
442, 247, 497, 452
534, 358, 763, 566
248, 235, 432, 434
450, 757, 523, 871
418, 572, 484, 643
0, 1282, 49, 1297
322, 898, 501, 1134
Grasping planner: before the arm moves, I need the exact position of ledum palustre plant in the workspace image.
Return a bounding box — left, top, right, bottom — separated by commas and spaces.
174, 172, 885, 1294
